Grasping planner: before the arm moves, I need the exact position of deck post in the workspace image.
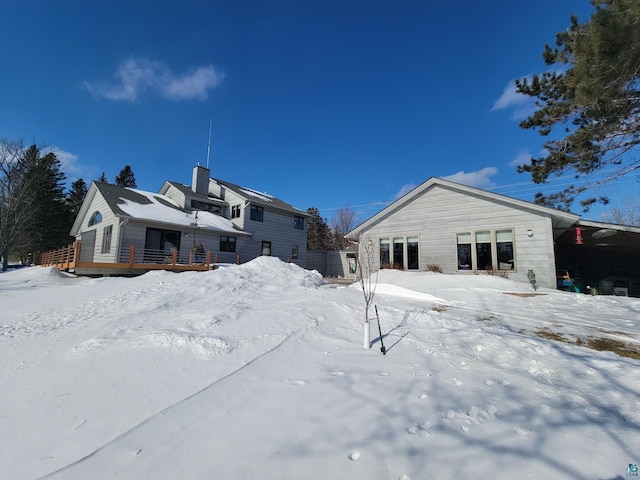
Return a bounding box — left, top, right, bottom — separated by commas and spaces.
171, 248, 178, 265
129, 245, 135, 267
74, 241, 82, 268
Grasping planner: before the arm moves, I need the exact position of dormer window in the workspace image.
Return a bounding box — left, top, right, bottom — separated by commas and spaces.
88, 211, 102, 227
191, 199, 219, 213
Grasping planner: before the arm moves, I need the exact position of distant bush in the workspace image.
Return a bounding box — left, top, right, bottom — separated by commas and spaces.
426, 264, 443, 273
484, 267, 509, 278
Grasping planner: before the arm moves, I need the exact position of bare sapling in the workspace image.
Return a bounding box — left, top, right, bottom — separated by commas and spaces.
351, 235, 379, 349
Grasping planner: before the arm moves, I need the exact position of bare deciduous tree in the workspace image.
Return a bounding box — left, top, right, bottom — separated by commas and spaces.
600, 194, 640, 226
0, 139, 31, 271
331, 206, 358, 250
351, 234, 379, 349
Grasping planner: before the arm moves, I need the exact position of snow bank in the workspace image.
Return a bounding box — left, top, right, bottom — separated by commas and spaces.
1, 261, 639, 480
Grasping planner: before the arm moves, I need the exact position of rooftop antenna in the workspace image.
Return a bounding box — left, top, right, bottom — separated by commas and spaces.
206, 116, 212, 169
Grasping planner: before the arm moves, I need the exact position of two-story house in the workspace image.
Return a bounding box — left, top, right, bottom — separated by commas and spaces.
68, 165, 309, 275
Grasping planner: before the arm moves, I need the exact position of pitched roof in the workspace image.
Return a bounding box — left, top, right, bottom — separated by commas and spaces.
161, 181, 227, 206
213, 178, 309, 216
348, 177, 580, 237
74, 182, 247, 235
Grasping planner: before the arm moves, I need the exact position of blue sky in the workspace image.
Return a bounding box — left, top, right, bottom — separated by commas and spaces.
1, 0, 626, 224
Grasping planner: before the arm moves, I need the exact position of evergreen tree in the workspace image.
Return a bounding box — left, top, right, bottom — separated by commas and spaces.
516, 0, 640, 211
67, 178, 88, 222
97, 172, 108, 183
16, 146, 71, 259
306, 207, 332, 250
115, 165, 137, 187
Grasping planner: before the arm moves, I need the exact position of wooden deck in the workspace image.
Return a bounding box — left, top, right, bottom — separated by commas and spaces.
40, 241, 237, 276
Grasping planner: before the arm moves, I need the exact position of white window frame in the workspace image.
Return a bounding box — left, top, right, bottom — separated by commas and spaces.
455, 228, 515, 272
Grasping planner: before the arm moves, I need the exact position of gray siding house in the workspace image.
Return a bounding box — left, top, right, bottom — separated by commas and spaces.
69, 165, 309, 274
345, 177, 580, 290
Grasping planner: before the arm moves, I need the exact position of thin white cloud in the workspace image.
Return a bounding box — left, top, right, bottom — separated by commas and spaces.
163, 66, 224, 101
509, 149, 533, 168
46, 146, 81, 175
394, 183, 417, 200
443, 167, 498, 189
82, 57, 224, 102
491, 78, 535, 120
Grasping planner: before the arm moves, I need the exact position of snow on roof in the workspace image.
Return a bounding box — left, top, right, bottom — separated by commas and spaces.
239, 187, 274, 202
118, 189, 243, 234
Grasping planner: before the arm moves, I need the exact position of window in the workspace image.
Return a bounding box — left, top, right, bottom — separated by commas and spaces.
88, 211, 102, 227
496, 230, 514, 270
220, 236, 236, 252
292, 244, 298, 259
456, 229, 515, 271
380, 239, 390, 268
101, 225, 113, 254
144, 228, 181, 262
475, 231, 493, 270
294, 216, 305, 230
261, 241, 271, 256
190, 200, 219, 213
393, 238, 404, 269
407, 236, 419, 270
231, 205, 241, 219
347, 253, 357, 274
457, 233, 472, 270
250, 205, 264, 222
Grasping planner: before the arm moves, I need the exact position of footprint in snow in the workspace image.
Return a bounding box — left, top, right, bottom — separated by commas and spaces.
348, 451, 360, 461
379, 372, 389, 376
418, 394, 428, 400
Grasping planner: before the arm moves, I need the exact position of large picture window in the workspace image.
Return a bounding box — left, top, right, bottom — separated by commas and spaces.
144, 228, 181, 262
456, 229, 515, 271
475, 231, 493, 271
457, 233, 472, 270
496, 230, 514, 270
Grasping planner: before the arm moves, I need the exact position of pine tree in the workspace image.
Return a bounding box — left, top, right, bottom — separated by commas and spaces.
306, 207, 332, 250
16, 146, 71, 259
97, 172, 108, 183
67, 178, 88, 222
115, 165, 137, 187
516, 0, 640, 211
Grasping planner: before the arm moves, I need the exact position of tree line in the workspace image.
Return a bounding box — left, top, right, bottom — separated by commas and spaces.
0, 139, 137, 271
306, 206, 358, 251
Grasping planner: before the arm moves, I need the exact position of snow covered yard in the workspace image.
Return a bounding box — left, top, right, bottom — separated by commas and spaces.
1, 258, 639, 480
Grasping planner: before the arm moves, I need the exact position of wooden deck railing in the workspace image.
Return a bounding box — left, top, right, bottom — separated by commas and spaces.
41, 241, 241, 274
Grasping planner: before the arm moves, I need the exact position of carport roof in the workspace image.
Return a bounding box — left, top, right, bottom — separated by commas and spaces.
576, 220, 640, 254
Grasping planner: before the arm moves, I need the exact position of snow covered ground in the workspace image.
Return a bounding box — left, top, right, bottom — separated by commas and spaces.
1, 257, 639, 480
